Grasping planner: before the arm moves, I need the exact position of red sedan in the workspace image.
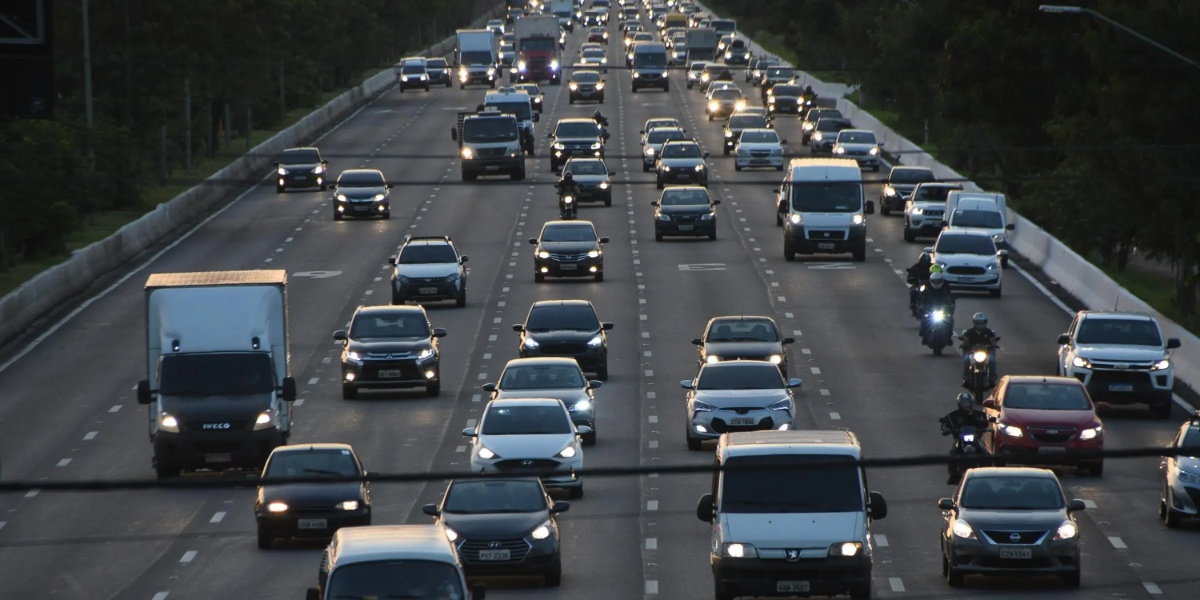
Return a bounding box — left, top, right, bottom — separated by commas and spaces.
982, 375, 1108, 476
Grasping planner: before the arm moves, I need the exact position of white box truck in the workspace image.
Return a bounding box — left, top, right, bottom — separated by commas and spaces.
455, 29, 498, 89
137, 270, 296, 478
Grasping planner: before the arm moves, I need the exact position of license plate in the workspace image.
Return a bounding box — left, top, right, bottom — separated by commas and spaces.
1109, 383, 1134, 392
418, 287, 438, 295
752, 159, 768, 164
560, 263, 578, 270
479, 549, 510, 561
486, 165, 499, 171
205, 453, 231, 463
1038, 446, 1067, 454
293, 176, 307, 181
379, 369, 405, 378
678, 225, 694, 231
777, 581, 810, 593
729, 417, 756, 426
818, 242, 835, 250
298, 518, 328, 530
999, 547, 1032, 559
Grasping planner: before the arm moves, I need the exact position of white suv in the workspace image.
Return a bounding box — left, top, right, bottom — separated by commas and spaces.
389, 236, 468, 307
1057, 311, 1180, 419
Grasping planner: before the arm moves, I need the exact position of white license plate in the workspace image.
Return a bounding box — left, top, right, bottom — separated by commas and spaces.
818, 242, 835, 250
678, 225, 694, 231
205, 453, 231, 463
486, 165, 499, 171
418, 287, 438, 295
777, 581, 810, 593
298, 518, 328, 530
479, 549, 511, 561
1109, 383, 1134, 392
999, 547, 1032, 559
1038, 446, 1067, 454
378, 369, 405, 378
560, 263, 578, 270
729, 417, 757, 426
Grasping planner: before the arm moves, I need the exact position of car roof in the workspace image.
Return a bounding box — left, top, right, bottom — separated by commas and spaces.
710, 315, 777, 325
558, 117, 599, 125
1077, 310, 1158, 322
270, 443, 356, 455
487, 397, 570, 409
502, 356, 582, 369
701, 359, 780, 370
662, 139, 701, 146
963, 467, 1058, 480
838, 129, 875, 136
355, 304, 427, 317
531, 298, 595, 308
338, 168, 385, 176
999, 375, 1086, 387
719, 430, 861, 458
542, 219, 597, 229
330, 525, 458, 567
891, 166, 934, 174
283, 146, 319, 152
939, 229, 994, 239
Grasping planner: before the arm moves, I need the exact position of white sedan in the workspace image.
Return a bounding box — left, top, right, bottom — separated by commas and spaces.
734, 128, 787, 171
930, 230, 1005, 297
464, 398, 587, 498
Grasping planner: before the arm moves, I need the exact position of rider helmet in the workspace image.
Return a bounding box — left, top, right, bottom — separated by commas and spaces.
972, 312, 987, 328
929, 272, 945, 289
957, 392, 974, 410
929, 263, 943, 275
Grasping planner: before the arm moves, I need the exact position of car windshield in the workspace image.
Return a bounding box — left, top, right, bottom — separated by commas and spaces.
325, 560, 465, 600
772, 85, 801, 97
1002, 383, 1093, 410
264, 449, 359, 478
890, 169, 936, 183
442, 480, 547, 513
789, 182, 861, 213
582, 49, 605, 58
573, 72, 601, 83
711, 19, 736, 33
526, 305, 601, 331
739, 130, 779, 144
959, 476, 1065, 510
279, 149, 319, 164
808, 109, 843, 123
646, 119, 679, 130
647, 129, 685, 144
634, 33, 653, 41
729, 116, 767, 129
481, 405, 573, 435
935, 234, 996, 255
399, 244, 457, 264
541, 224, 597, 242
661, 189, 710, 206
556, 122, 601, 137
427, 59, 447, 69
661, 143, 702, 158
517, 85, 540, 95
462, 118, 518, 143
696, 364, 784, 390
337, 171, 385, 187
565, 160, 607, 175
158, 353, 274, 396
500, 364, 585, 390
707, 320, 779, 342
402, 65, 425, 74
767, 68, 793, 78
721, 455, 863, 513
914, 185, 960, 202
522, 38, 556, 51
951, 209, 1003, 229
486, 101, 531, 121
461, 50, 493, 65
838, 131, 876, 144
633, 51, 668, 67
1076, 318, 1164, 346
349, 314, 430, 338
817, 119, 851, 132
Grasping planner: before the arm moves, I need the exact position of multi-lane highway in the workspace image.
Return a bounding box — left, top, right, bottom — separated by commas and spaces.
2, 5, 1200, 599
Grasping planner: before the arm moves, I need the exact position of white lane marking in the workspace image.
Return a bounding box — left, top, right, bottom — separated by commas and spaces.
649, 415, 658, 423
83, 431, 98, 441
647, 392, 656, 399
647, 500, 659, 511
645, 580, 658, 595
889, 578, 905, 592
109, 405, 122, 413
785, 312, 794, 318
1010, 262, 1072, 314
1082, 499, 1097, 509
24, 489, 39, 498
792, 329, 802, 336
294, 398, 305, 407
646, 537, 658, 550
374, 276, 382, 282
0, 521, 5, 531
456, 445, 466, 453
830, 412, 841, 420
56, 458, 71, 467
1144, 583, 1162, 595
180, 550, 197, 563
151, 593, 169, 600
1108, 536, 1127, 549
644, 350, 652, 357
874, 534, 889, 547
210, 512, 226, 523
364, 289, 373, 295
308, 377, 319, 385
820, 389, 830, 396
477, 373, 488, 380
642, 331, 650, 338
648, 441, 659, 449
810, 367, 821, 375
777, 296, 786, 301
322, 356, 331, 364
471, 394, 481, 403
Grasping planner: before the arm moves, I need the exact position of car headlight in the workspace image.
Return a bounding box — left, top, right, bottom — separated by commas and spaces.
631, 70, 640, 78
587, 249, 601, 258
767, 399, 791, 412
1079, 426, 1102, 440
531, 520, 553, 540
707, 101, 718, 111
869, 147, 880, 155
556, 445, 577, 458
1054, 520, 1078, 540
590, 142, 603, 150
336, 500, 360, 511
345, 350, 363, 361
517, 60, 527, 71
587, 334, 604, 347
417, 348, 434, 360
311, 165, 324, 174
662, 165, 671, 171
461, 147, 475, 160
550, 59, 559, 69
999, 423, 1023, 438
725, 52, 731, 59
477, 446, 499, 460
992, 233, 1006, 243
812, 132, 823, 141
159, 412, 180, 432
487, 67, 496, 75
986, 260, 999, 271
694, 164, 705, 172
337, 194, 348, 202
656, 213, 670, 221
277, 167, 289, 175
692, 400, 716, 412
267, 501, 289, 513
1153, 358, 1171, 371
829, 542, 862, 557
569, 82, 579, 90
700, 212, 715, 221
705, 355, 720, 364
884, 186, 897, 197
253, 410, 275, 430
523, 338, 540, 349
735, 100, 746, 110
553, 142, 565, 150
952, 520, 975, 539
444, 526, 459, 542
833, 146, 845, 154
701, 73, 710, 82
644, 146, 656, 156
803, 122, 816, 131
1072, 356, 1092, 368
1177, 469, 1200, 484
789, 213, 802, 225
445, 273, 460, 282
722, 542, 758, 558
771, 148, 783, 155
373, 193, 386, 202
851, 214, 864, 225
599, 181, 609, 190
910, 206, 923, 215
570, 399, 593, 412
972, 350, 989, 364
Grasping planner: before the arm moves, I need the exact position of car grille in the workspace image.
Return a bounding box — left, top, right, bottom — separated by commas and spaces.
923, 209, 944, 218
549, 252, 590, 261
407, 276, 447, 284
459, 538, 532, 564
773, 99, 796, 108
494, 458, 561, 472
980, 530, 1048, 545
539, 342, 588, 355
976, 557, 1055, 569
1089, 360, 1154, 371
1027, 426, 1077, 443
363, 363, 422, 379
845, 150, 867, 157
364, 351, 417, 360
1087, 370, 1152, 386
750, 150, 771, 157
563, 143, 594, 152
180, 420, 250, 433
807, 230, 846, 241
577, 85, 596, 92
711, 416, 774, 434
476, 147, 507, 158
946, 266, 986, 275
669, 214, 700, 223
638, 72, 663, 80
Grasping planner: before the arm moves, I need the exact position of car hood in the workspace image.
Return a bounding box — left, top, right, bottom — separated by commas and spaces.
705, 341, 782, 358
736, 142, 781, 152
659, 157, 705, 168
555, 136, 603, 144
346, 339, 430, 354
395, 263, 457, 278
525, 329, 599, 343
935, 252, 998, 267
478, 433, 577, 458
956, 508, 1068, 531
569, 174, 610, 184
692, 389, 789, 408
538, 241, 599, 253
280, 162, 321, 170
1074, 346, 1169, 361
259, 482, 363, 506
913, 200, 947, 209
999, 407, 1098, 428
494, 388, 590, 407
1178, 456, 1200, 473
659, 204, 712, 215
890, 182, 923, 194
440, 511, 548, 538
336, 186, 387, 198
771, 93, 800, 101
725, 512, 862, 549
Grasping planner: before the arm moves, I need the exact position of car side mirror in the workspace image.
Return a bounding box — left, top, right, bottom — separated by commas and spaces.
691, 337, 703, 345
546, 133, 553, 138
639, 130, 645, 134
982, 399, 998, 410
923, 246, 934, 253
781, 140, 788, 145
651, 201, 660, 207
512, 324, 524, 332
551, 500, 570, 514
782, 337, 795, 345
386, 183, 393, 189
387, 257, 397, 266
869, 491, 888, 519
280, 376, 297, 402
137, 379, 153, 405
712, 199, 722, 205
680, 379, 694, 389
599, 237, 609, 244
937, 497, 955, 511
787, 378, 803, 388
273, 161, 280, 166
1095, 401, 1112, 412
432, 327, 448, 338
365, 471, 380, 478
528, 238, 538, 245
603, 132, 611, 140
609, 170, 617, 176
462, 427, 477, 437
421, 504, 440, 516
1005, 223, 1015, 231
998, 249, 1009, 258
602, 322, 614, 330
702, 151, 710, 158
450, 127, 458, 141
864, 200, 875, 215
1069, 499, 1087, 512
588, 380, 603, 389
696, 493, 715, 522
333, 330, 348, 341
460, 256, 469, 264
482, 383, 497, 392
1057, 333, 1070, 345
1168, 338, 1182, 349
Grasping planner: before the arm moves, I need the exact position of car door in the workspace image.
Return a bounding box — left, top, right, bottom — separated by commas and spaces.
983, 379, 1007, 452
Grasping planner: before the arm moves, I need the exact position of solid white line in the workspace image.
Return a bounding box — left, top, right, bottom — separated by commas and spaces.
874, 534, 889, 547
83, 431, 98, 441
1108, 536, 1127, 549
889, 577, 906, 592
180, 550, 197, 563
210, 512, 226, 523
1144, 582, 1162, 595
1009, 262, 1072, 314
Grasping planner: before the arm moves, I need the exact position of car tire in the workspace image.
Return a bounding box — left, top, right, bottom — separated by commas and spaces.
723, 147, 730, 156
596, 364, 608, 381
342, 383, 358, 400
1061, 569, 1081, 589
582, 428, 596, 446
664, 82, 670, 92
784, 238, 796, 262
455, 289, 466, 308
535, 272, 545, 283
319, 183, 327, 191
734, 163, 741, 171
511, 167, 525, 181
708, 114, 713, 121
275, 186, 284, 194
642, 164, 650, 172
714, 583, 734, 600
989, 285, 1002, 298
155, 465, 180, 479
463, 171, 477, 182
426, 380, 441, 397
545, 565, 563, 587
944, 554, 964, 587
257, 530, 272, 550
1086, 461, 1104, 476
424, 84, 430, 92
655, 231, 663, 242
1153, 401, 1173, 419
333, 211, 342, 221
604, 196, 612, 207
709, 230, 717, 241
849, 583, 872, 600
569, 97, 575, 104
687, 435, 702, 451
632, 85, 638, 93
594, 271, 603, 282
445, 80, 452, 88
656, 179, 663, 190
776, 164, 783, 171
853, 244, 866, 262
903, 224, 915, 242
568, 485, 583, 499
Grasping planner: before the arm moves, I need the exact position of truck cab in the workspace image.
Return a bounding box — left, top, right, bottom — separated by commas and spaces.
512, 16, 562, 84
776, 158, 875, 262
484, 87, 539, 156
451, 107, 526, 181
455, 29, 498, 89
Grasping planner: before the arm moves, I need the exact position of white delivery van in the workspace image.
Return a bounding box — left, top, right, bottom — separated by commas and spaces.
944, 191, 1015, 267
308, 525, 483, 600
697, 430, 887, 600
775, 158, 875, 262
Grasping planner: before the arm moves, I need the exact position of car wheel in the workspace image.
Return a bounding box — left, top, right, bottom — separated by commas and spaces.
903, 224, 915, 242
319, 183, 327, 191
392, 291, 404, 305
569, 97, 575, 104
881, 203, 891, 216
424, 85, 430, 91
734, 163, 741, 171
664, 82, 670, 92
535, 272, 545, 283
511, 167, 525, 181
463, 171, 477, 182
989, 285, 1002, 298
342, 383, 358, 400
604, 196, 612, 207
708, 113, 713, 121
426, 379, 441, 397
632, 85, 638, 93
155, 465, 181, 479
568, 485, 583, 499
275, 186, 284, 194
455, 289, 466, 308
776, 212, 783, 226
1086, 461, 1103, 477
723, 147, 730, 156
687, 435, 702, 451
1061, 569, 1081, 589
776, 164, 783, 171
642, 164, 650, 172
709, 230, 717, 241
257, 530, 273, 550
656, 179, 663, 190
545, 565, 563, 587
333, 211, 342, 221
849, 583, 872, 600
784, 240, 796, 262
445, 80, 452, 88
944, 554, 963, 587
594, 271, 603, 282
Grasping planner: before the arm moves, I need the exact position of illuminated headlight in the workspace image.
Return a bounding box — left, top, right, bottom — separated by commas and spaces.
562, 196, 573, 204
253, 411, 275, 430
458, 70, 468, 81
523, 338, 540, 349
311, 165, 324, 174
692, 400, 716, 412
910, 206, 923, 215
337, 194, 348, 202
724, 52, 731, 59
590, 142, 603, 150
1079, 426, 1102, 440
1072, 356, 1092, 368
487, 67, 496, 75
277, 167, 289, 175
705, 355, 719, 364
765, 354, 783, 365
803, 122, 815, 131
1054, 520, 1078, 540
789, 213, 802, 225
829, 542, 862, 557
694, 164, 705, 172
531, 520, 553, 540
851, 214, 865, 225
599, 181, 609, 189
812, 132, 823, 140
724, 130, 734, 138
373, 193, 386, 202
632, 71, 640, 78
461, 147, 475, 160
477, 446, 498, 460
267, 502, 289, 513
722, 542, 758, 558
1152, 358, 1171, 371
444, 527, 459, 542
537, 250, 550, 259
517, 60, 527, 71
707, 101, 718, 111
884, 186, 897, 197
931, 309, 947, 323
833, 146, 845, 154
587, 334, 604, 347
556, 445, 577, 458
596, 82, 605, 90
952, 520, 975, 539
644, 146, 656, 156
656, 213, 670, 221
345, 350, 363, 362
972, 350, 989, 364
767, 399, 791, 412
570, 399, 593, 412
417, 348, 434, 360
553, 142, 565, 150
999, 424, 1023, 438
159, 412, 180, 432
550, 59, 559, 70
701, 73, 710, 82
700, 212, 714, 221
869, 146, 880, 155
587, 249, 601, 258
1178, 469, 1200, 484
962, 433, 976, 443
569, 82, 579, 90
336, 500, 360, 511
735, 99, 746, 110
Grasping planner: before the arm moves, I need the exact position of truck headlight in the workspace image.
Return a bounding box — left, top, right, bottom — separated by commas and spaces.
789, 213, 802, 225
1072, 356, 1092, 368
461, 147, 475, 160
722, 542, 758, 558
517, 60, 527, 71
253, 411, 274, 430
1152, 358, 1171, 371
851, 214, 864, 225
159, 412, 180, 433
550, 59, 559, 70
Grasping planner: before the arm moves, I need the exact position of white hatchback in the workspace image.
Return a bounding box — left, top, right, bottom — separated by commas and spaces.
734, 128, 787, 171
929, 230, 1004, 297
464, 398, 587, 498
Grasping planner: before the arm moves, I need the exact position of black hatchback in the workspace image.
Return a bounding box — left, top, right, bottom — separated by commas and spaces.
514, 299, 613, 379
530, 220, 608, 282
275, 147, 328, 193
651, 186, 720, 241
254, 443, 373, 549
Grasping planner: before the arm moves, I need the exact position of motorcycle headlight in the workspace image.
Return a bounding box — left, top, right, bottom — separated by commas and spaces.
159, 412, 180, 432
523, 338, 540, 349
972, 350, 989, 364
1054, 520, 1078, 540
587, 249, 601, 258
952, 520, 975, 539
1152, 358, 1171, 371
477, 446, 498, 460
767, 399, 791, 412
1072, 356, 1091, 368
931, 310, 946, 322
556, 445, 577, 458
277, 167, 289, 175
999, 424, 1023, 438
722, 542, 758, 558
550, 59, 559, 69
336, 500, 360, 511
311, 165, 324, 174
570, 399, 593, 412
562, 196, 574, 204
531, 520, 553, 540
1079, 426, 1102, 440
517, 60, 527, 71
461, 147, 475, 160
724, 130, 734, 138
587, 334, 604, 347
961, 433, 976, 443
692, 400, 716, 412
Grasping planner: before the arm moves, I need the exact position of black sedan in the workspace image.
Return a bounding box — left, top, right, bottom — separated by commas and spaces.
425, 57, 452, 87
568, 70, 606, 104
766, 84, 804, 115
333, 305, 446, 398
692, 315, 795, 376
652, 186, 720, 241
530, 220, 608, 282
515, 299, 613, 379
254, 443, 372, 549
275, 146, 328, 193
424, 478, 568, 586
331, 168, 391, 220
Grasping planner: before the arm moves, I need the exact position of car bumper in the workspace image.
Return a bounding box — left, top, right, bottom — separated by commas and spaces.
1068, 368, 1173, 404
786, 224, 867, 253
278, 173, 324, 188
1166, 480, 1200, 516
256, 509, 371, 539
767, 102, 799, 114
575, 185, 612, 203
335, 201, 389, 217
655, 218, 716, 237
552, 148, 604, 167
571, 89, 605, 100
459, 71, 496, 85
735, 155, 783, 169
427, 71, 450, 84
690, 410, 794, 441
993, 435, 1103, 467
906, 214, 945, 233
811, 138, 837, 153
342, 358, 440, 389
945, 535, 1079, 577
394, 279, 462, 302
398, 78, 429, 89
153, 428, 283, 471
712, 555, 871, 597
457, 538, 560, 576
632, 74, 669, 88
942, 272, 1002, 291
474, 460, 582, 489
534, 257, 603, 278
658, 169, 708, 185
838, 154, 880, 167
463, 157, 523, 176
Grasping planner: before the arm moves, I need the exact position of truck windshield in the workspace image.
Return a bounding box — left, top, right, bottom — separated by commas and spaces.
486, 101, 531, 121
521, 38, 556, 51
463, 118, 518, 143
159, 353, 274, 396
790, 182, 861, 213
950, 209, 1003, 229
325, 561, 465, 600
721, 455, 864, 513
461, 51, 492, 65
633, 52, 667, 68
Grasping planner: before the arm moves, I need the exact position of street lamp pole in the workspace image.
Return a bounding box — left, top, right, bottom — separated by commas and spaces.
1038, 4, 1200, 72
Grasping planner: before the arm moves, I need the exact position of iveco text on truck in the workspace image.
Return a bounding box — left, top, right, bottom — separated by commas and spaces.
455, 29, 498, 89
512, 15, 562, 84
137, 270, 296, 478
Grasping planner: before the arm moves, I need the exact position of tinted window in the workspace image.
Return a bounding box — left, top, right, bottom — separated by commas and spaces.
633, 50, 668, 67
481, 405, 572, 434
766, 68, 793, 78
541, 224, 597, 242
1076, 318, 1164, 346
951, 209, 1003, 228
935, 234, 996, 255
427, 58, 447, 69
1002, 383, 1092, 410
696, 364, 784, 390
582, 49, 606, 58
399, 244, 458, 264
647, 129, 685, 143
914, 185, 960, 202
807, 109, 843, 122
159, 353, 274, 396
500, 364, 585, 390
461, 51, 493, 65
728, 116, 767, 129
555, 122, 602, 137
325, 561, 464, 600
462, 118, 518, 142
790, 182, 861, 213
443, 480, 548, 513
526, 305, 601, 331
572, 72, 601, 83
565, 160, 608, 175
349, 313, 430, 338
721, 455, 863, 513
279, 149, 320, 163
890, 168, 936, 183
771, 85, 801, 97
838, 131, 876, 144
707, 320, 778, 342
337, 171, 386, 187
739, 130, 779, 144
265, 449, 359, 478
486, 100, 531, 121
661, 189, 710, 206
645, 119, 679, 131
402, 65, 425, 74
960, 476, 1065, 510
661, 143, 702, 158
1181, 428, 1200, 449
522, 38, 556, 51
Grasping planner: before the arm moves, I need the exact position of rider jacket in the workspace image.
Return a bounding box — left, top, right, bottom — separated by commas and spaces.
940, 408, 990, 435
906, 259, 932, 285
556, 179, 579, 199
922, 285, 955, 311
959, 327, 999, 351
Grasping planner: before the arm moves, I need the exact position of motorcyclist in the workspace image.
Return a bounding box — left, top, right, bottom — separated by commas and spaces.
918, 272, 954, 339
959, 312, 1000, 389
556, 171, 578, 217
906, 251, 933, 314
939, 392, 991, 484
593, 110, 609, 129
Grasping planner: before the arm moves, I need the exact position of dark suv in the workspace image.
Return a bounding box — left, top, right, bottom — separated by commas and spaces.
548, 118, 609, 172
389, 235, 468, 307
334, 305, 447, 398
275, 147, 328, 193
514, 300, 613, 380
331, 169, 391, 220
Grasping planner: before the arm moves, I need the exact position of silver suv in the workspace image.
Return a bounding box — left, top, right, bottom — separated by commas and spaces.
389, 236, 468, 307
681, 361, 802, 450
1057, 311, 1180, 418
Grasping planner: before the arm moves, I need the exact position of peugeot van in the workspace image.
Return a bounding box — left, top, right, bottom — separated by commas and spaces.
775, 158, 874, 262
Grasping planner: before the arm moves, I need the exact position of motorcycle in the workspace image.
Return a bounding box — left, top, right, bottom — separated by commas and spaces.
942, 422, 993, 484
559, 193, 577, 220
907, 275, 927, 319
963, 339, 1000, 401
921, 305, 954, 355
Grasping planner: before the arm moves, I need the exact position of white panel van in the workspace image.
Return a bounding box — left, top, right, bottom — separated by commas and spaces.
775, 159, 875, 262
